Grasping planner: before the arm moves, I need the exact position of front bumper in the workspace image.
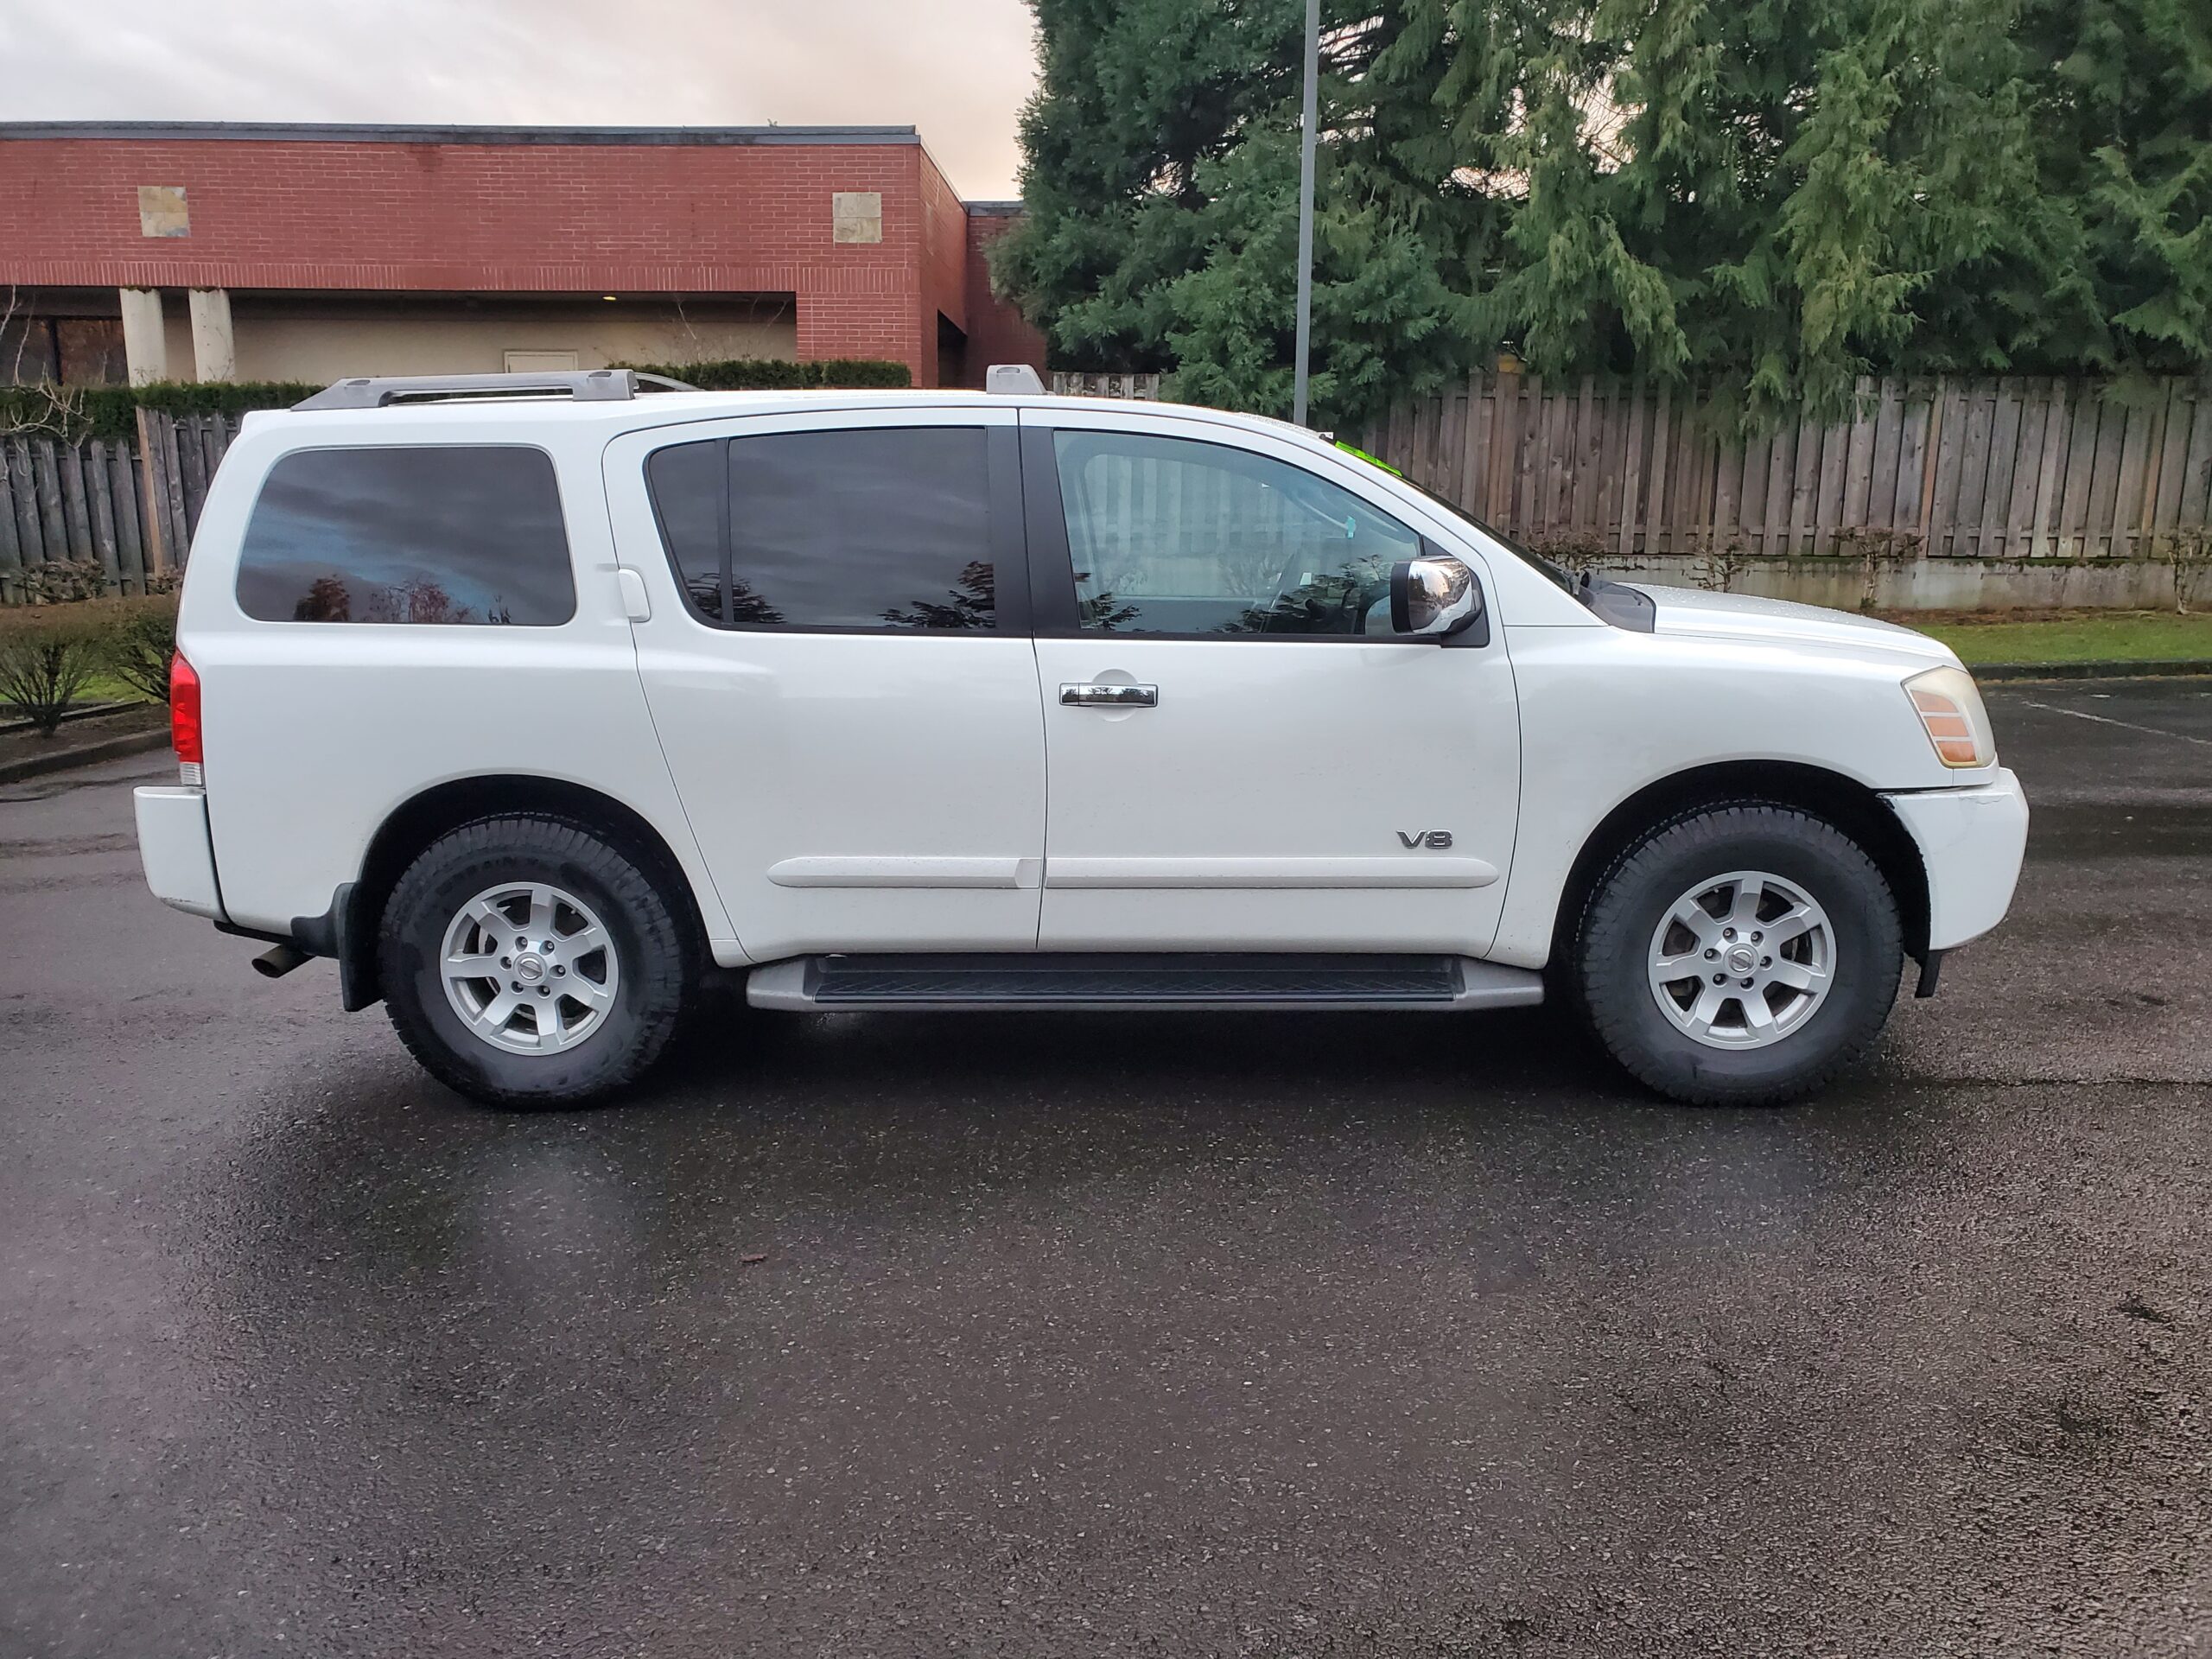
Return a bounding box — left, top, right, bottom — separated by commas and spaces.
1882, 768, 2029, 952
133, 786, 226, 920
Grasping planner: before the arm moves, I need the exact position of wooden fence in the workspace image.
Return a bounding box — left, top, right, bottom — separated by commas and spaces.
1346, 373, 2212, 564
0, 411, 243, 601
10, 377, 2209, 601
1052, 372, 1163, 400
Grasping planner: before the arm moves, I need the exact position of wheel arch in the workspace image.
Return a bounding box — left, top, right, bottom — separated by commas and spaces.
324, 774, 715, 1011
1548, 761, 1930, 973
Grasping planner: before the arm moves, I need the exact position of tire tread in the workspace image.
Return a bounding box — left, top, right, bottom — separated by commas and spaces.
377, 813, 690, 1108
1573, 802, 1901, 1108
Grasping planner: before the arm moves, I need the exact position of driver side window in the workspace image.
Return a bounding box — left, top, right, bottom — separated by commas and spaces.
1051, 430, 1421, 636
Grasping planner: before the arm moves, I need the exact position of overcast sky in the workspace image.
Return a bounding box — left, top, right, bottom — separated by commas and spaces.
0, 0, 1041, 198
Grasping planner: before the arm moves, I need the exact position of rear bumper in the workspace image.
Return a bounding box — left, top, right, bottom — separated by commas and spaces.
1883, 768, 2029, 952
133, 786, 226, 921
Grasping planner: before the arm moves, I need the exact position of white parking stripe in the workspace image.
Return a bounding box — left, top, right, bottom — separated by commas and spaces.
2015, 699, 2212, 747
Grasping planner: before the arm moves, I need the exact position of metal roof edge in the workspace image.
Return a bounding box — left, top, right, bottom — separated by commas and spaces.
0, 121, 924, 147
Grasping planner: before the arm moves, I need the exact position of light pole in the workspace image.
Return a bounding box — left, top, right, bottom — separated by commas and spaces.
1291, 0, 1319, 427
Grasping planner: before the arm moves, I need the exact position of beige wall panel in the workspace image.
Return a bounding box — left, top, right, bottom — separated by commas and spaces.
215, 300, 798, 383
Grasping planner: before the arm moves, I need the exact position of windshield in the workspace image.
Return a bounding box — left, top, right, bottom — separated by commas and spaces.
1338, 448, 1580, 595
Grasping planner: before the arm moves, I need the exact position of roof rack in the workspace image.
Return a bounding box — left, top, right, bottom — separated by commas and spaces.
293, 368, 699, 411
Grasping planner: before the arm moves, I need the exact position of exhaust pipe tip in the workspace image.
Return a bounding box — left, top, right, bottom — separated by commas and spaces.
252, 942, 310, 979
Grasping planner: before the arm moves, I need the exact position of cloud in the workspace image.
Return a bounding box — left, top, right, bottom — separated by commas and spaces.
0, 0, 1039, 197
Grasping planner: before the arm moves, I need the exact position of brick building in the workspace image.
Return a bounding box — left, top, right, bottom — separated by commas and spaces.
0, 121, 1046, 391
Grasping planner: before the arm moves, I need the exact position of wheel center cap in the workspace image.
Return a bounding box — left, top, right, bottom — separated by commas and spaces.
515, 953, 547, 982
1726, 944, 1759, 976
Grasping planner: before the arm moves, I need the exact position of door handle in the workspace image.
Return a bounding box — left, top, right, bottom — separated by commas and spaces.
1060, 682, 1159, 709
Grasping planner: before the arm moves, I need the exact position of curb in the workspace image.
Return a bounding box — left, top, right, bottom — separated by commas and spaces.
0, 700, 140, 741
1973, 658, 2212, 682
0, 728, 171, 785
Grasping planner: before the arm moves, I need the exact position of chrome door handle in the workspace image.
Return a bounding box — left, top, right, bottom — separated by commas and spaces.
1060, 682, 1159, 709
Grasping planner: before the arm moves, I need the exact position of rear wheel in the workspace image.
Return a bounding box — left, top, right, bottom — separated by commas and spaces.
1573, 804, 1902, 1107
378, 815, 691, 1108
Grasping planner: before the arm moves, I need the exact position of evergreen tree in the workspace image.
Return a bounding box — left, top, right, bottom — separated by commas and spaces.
996, 0, 2212, 425
993, 0, 1481, 425
2012, 0, 2212, 374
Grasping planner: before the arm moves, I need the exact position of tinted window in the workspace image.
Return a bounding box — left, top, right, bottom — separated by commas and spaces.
1052, 431, 1421, 635
235, 446, 574, 625
647, 427, 993, 631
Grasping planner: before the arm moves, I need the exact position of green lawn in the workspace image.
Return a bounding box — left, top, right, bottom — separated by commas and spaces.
78, 671, 152, 705
1902, 609, 2212, 665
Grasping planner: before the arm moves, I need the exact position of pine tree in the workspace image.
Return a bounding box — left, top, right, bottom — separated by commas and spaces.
992, 0, 1480, 425
996, 0, 2212, 425
2013, 0, 2212, 374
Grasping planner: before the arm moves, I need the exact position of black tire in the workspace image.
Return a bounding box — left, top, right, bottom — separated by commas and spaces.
1572, 804, 1902, 1108
378, 814, 692, 1109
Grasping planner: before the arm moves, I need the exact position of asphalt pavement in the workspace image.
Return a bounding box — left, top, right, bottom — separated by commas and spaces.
3, 679, 2208, 1656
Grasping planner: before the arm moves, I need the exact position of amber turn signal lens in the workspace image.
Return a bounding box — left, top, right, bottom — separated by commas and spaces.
1904, 665, 1994, 769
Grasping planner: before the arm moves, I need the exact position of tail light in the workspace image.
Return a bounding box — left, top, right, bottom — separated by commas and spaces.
170, 652, 204, 786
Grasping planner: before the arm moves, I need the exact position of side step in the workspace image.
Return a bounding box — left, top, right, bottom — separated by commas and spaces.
745, 952, 1544, 1013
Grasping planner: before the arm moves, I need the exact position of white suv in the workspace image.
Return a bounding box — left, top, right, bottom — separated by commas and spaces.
132, 368, 2028, 1109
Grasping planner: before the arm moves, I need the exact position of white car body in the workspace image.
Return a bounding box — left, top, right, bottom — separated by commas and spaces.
134, 378, 2028, 1103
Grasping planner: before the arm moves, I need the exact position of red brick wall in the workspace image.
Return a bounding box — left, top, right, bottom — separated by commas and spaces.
0, 134, 941, 383
963, 211, 1049, 383
916, 149, 969, 388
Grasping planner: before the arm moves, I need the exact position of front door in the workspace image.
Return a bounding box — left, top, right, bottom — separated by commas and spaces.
605, 408, 1044, 962
1023, 411, 1521, 953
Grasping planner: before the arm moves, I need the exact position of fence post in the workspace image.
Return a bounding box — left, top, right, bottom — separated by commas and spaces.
135, 406, 168, 575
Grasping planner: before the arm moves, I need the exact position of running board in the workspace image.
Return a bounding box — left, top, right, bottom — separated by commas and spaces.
745, 952, 1544, 1013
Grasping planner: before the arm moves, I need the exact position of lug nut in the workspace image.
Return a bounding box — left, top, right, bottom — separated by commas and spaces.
554, 964, 566, 976
1751, 931, 1763, 943
1741, 977, 1755, 988
1704, 948, 1718, 960
1723, 927, 1736, 940
511, 981, 522, 992
499, 957, 511, 969
537, 986, 550, 997
515, 937, 527, 950
541, 940, 554, 952
1761, 956, 1772, 967
1713, 973, 1726, 983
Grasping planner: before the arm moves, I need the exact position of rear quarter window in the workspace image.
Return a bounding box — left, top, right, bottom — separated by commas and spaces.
233, 445, 575, 625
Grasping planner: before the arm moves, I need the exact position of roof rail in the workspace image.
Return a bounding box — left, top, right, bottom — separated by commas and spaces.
292, 368, 698, 411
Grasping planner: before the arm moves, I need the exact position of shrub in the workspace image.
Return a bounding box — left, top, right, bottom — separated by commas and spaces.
100, 597, 180, 704
0, 606, 103, 735
614, 356, 912, 391
17, 560, 113, 604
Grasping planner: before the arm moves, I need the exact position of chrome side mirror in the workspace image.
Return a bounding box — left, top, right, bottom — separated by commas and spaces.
1389, 556, 1484, 641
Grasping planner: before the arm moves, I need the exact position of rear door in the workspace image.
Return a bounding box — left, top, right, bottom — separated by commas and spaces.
1022, 408, 1522, 953
604, 406, 1044, 962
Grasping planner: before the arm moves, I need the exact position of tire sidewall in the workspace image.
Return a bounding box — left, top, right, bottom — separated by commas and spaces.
1580, 810, 1901, 1103
382, 821, 683, 1105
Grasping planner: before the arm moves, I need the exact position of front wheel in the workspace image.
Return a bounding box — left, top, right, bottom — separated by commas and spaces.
1573, 804, 1903, 1107
378, 815, 692, 1108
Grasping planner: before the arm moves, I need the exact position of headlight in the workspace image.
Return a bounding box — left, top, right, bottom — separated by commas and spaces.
1904, 665, 1995, 768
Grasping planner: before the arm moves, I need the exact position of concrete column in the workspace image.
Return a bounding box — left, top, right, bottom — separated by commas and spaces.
118, 288, 168, 385
188, 288, 235, 383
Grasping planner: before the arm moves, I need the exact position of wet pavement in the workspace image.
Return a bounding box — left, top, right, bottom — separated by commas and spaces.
3, 680, 2207, 1656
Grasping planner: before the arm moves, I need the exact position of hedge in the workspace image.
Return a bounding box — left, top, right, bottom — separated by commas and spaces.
1, 359, 913, 440
615, 357, 912, 391
0, 381, 320, 442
